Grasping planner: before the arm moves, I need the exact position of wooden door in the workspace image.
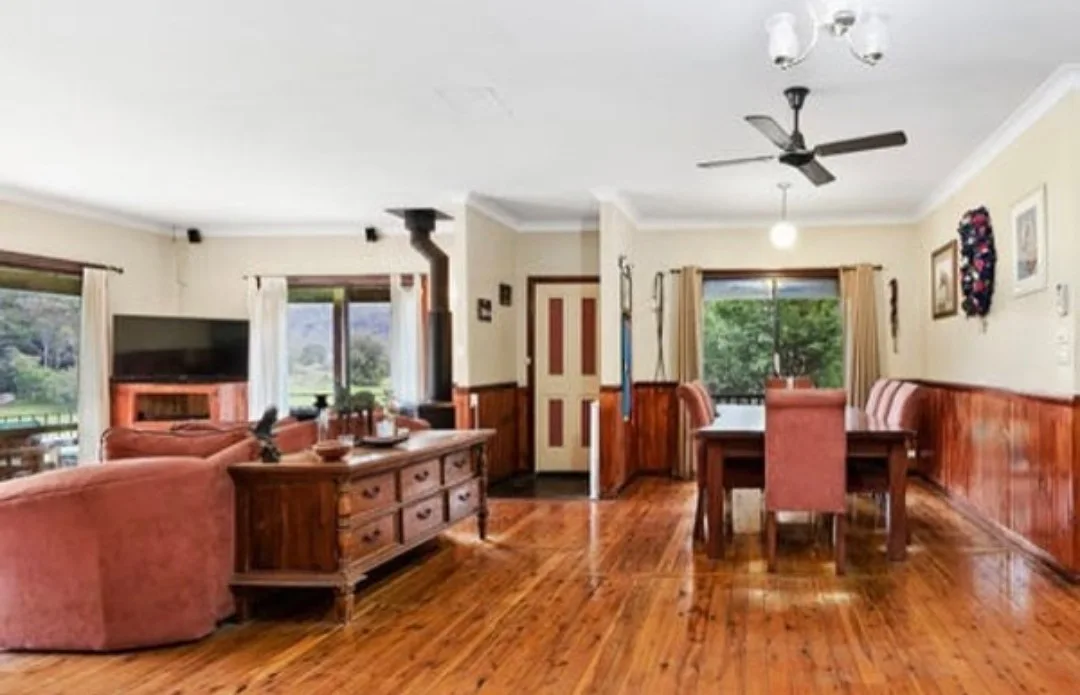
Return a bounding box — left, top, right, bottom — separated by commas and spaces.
534, 283, 600, 472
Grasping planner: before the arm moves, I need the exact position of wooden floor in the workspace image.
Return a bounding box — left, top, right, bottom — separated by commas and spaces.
3, 478, 1080, 694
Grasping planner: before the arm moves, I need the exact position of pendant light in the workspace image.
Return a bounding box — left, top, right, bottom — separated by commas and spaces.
770, 183, 798, 249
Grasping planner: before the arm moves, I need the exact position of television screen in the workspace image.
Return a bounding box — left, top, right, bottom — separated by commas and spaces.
112, 315, 249, 382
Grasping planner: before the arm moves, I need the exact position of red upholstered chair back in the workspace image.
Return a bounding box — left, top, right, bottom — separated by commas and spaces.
766, 376, 814, 390
864, 378, 890, 415
885, 382, 920, 430
676, 383, 713, 429
765, 388, 848, 513
873, 380, 904, 420
690, 380, 716, 421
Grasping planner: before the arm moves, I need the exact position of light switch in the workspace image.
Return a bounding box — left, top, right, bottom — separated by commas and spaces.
1055, 328, 1072, 366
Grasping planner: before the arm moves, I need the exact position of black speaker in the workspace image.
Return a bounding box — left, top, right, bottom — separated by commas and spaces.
186, 228, 203, 244
364, 226, 379, 243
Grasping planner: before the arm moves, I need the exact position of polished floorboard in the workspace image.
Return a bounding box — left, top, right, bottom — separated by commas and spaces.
2, 478, 1079, 694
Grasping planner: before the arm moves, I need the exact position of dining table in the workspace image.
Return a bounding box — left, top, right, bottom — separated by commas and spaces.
695, 404, 915, 561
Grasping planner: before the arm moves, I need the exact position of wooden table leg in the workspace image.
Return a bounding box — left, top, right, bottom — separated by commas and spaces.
706, 442, 726, 559
887, 441, 908, 561
233, 588, 253, 623
334, 585, 355, 624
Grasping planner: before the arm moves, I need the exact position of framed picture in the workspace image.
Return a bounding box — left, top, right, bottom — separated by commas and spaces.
1011, 185, 1048, 296
931, 240, 958, 319
498, 283, 512, 307
477, 298, 492, 323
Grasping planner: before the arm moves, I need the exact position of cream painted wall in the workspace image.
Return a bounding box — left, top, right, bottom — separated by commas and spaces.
456, 206, 518, 387
0, 201, 178, 315
916, 92, 1080, 396
599, 203, 636, 385
176, 233, 451, 319
631, 224, 923, 384
514, 231, 600, 384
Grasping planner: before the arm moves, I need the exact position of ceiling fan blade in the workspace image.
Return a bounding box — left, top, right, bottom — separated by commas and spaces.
696, 155, 776, 169
797, 158, 836, 186
815, 131, 908, 157
745, 115, 793, 150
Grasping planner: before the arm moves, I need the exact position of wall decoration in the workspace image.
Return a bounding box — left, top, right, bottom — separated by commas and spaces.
477, 298, 492, 323
957, 206, 997, 319
498, 283, 512, 307
617, 255, 633, 419
930, 240, 958, 319
887, 278, 899, 353
1011, 185, 1048, 296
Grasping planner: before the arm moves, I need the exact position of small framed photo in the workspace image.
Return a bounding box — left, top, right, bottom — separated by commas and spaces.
931, 240, 958, 319
1011, 185, 1048, 297
498, 283, 512, 307
477, 298, 493, 323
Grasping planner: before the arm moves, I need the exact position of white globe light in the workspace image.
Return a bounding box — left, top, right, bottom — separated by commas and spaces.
770, 221, 798, 249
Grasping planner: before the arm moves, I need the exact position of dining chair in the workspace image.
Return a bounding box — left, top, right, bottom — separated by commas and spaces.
765, 388, 848, 574
676, 383, 714, 541
864, 378, 891, 415
873, 379, 904, 420
765, 376, 814, 390
691, 380, 716, 419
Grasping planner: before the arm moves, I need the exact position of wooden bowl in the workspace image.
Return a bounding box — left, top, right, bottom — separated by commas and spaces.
313, 440, 350, 463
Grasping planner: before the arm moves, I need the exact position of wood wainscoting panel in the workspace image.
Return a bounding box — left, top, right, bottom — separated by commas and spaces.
632, 382, 677, 474
599, 386, 632, 497
452, 383, 521, 484
918, 381, 1078, 576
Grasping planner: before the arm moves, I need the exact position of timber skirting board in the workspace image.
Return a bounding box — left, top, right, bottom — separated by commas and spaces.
452, 382, 522, 483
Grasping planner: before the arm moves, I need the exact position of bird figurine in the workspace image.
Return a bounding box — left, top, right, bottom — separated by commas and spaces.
253, 406, 281, 463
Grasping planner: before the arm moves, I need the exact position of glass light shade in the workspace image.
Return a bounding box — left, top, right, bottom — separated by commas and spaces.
769, 220, 798, 249
765, 13, 800, 66
856, 12, 889, 62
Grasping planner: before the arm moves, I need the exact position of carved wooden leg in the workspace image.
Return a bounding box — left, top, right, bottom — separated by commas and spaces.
334, 585, 355, 624
765, 510, 778, 573
706, 444, 726, 559
477, 444, 489, 541
834, 513, 847, 576
693, 439, 706, 541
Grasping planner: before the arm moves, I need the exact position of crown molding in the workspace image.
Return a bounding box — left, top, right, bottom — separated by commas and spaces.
455, 192, 522, 231
634, 214, 918, 232
517, 220, 600, 234
917, 63, 1080, 219
591, 187, 641, 226
0, 184, 173, 235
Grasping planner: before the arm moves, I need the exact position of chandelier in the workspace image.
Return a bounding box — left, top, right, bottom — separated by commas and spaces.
769, 183, 797, 250
766, 1, 890, 70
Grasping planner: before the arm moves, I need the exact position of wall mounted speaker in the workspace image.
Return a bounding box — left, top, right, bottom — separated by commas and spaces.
186, 228, 202, 244
365, 226, 379, 243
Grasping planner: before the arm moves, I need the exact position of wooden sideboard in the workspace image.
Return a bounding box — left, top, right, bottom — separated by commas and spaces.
229, 429, 495, 622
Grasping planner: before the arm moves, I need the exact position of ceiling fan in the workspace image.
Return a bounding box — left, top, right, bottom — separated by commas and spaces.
696, 86, 907, 186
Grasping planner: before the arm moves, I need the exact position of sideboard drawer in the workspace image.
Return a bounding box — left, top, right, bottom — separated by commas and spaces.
340, 512, 398, 565
443, 450, 474, 486
448, 479, 480, 523
340, 472, 397, 517
402, 493, 446, 542
401, 459, 440, 500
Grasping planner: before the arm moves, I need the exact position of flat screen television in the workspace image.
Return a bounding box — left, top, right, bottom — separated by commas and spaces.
112, 315, 249, 383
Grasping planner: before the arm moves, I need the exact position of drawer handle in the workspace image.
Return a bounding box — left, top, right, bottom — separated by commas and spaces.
361, 485, 381, 499
361, 528, 382, 544
457, 491, 473, 502
452, 458, 468, 469
416, 508, 433, 521
414, 470, 431, 482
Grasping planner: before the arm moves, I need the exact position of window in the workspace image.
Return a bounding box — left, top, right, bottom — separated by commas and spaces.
0, 264, 81, 461
286, 280, 392, 409
702, 273, 843, 401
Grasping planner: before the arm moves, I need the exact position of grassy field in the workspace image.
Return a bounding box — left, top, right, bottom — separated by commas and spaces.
0, 401, 75, 420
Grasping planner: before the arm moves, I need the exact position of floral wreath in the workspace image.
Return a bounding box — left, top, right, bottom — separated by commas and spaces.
957, 206, 996, 318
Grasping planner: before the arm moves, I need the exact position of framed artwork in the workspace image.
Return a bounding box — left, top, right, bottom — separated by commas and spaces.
1011, 185, 1048, 296
477, 298, 492, 323
931, 240, 958, 319
498, 283, 512, 307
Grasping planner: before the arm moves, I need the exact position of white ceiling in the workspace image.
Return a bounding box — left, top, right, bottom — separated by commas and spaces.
0, 0, 1078, 234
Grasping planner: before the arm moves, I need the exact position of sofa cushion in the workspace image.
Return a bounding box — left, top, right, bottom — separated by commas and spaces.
103, 427, 249, 461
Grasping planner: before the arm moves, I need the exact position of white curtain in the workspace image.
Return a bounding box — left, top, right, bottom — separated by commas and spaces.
247, 276, 289, 420
77, 268, 111, 463
389, 274, 422, 409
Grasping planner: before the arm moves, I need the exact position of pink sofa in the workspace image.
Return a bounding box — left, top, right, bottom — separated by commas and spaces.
0, 457, 234, 651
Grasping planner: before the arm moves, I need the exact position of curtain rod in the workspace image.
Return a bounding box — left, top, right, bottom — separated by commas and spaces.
0, 250, 123, 275
669, 264, 883, 274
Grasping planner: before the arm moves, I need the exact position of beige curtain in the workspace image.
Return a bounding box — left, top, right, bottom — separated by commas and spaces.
77, 268, 111, 463
840, 265, 881, 409
675, 266, 703, 480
